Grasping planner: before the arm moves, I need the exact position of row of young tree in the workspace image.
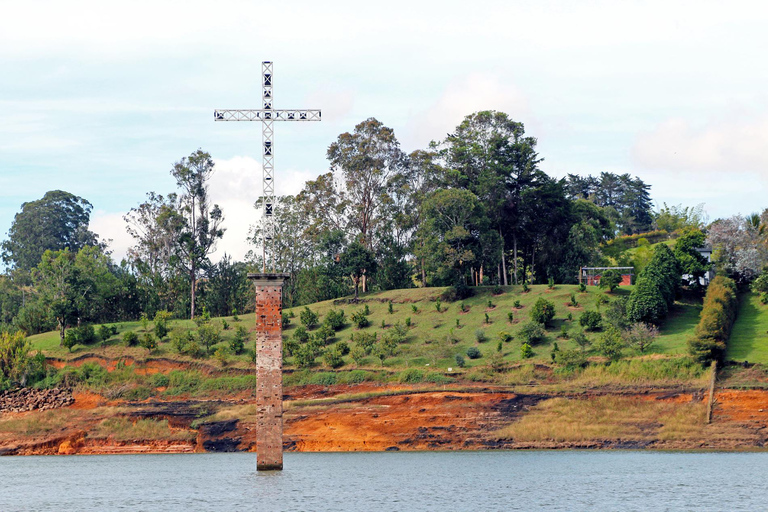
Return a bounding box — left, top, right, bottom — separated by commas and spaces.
2, 110, 766, 335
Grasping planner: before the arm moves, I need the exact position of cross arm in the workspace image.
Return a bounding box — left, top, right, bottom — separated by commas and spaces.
214, 109, 321, 121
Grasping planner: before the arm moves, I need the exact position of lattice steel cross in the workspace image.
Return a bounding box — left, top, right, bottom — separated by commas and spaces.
214, 61, 321, 271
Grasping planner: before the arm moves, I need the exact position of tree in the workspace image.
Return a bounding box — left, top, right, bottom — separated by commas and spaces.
708, 215, 768, 283
327, 118, 406, 252
32, 249, 81, 346
170, 149, 225, 318
674, 228, 709, 289
340, 241, 377, 300
2, 190, 102, 271
529, 298, 556, 326
599, 269, 622, 292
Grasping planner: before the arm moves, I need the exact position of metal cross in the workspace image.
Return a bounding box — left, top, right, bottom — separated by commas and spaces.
215, 61, 321, 272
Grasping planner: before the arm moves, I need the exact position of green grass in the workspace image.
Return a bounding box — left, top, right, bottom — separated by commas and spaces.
728, 292, 768, 363
26, 283, 703, 377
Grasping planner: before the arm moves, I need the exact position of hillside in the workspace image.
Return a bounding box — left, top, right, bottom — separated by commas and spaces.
8, 283, 768, 456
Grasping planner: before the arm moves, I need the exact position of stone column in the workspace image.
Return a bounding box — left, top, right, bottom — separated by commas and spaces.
248, 272, 289, 471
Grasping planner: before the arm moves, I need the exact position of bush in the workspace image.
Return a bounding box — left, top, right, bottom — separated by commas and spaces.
554, 349, 587, 370
323, 347, 345, 369
336, 341, 350, 356
492, 285, 503, 295
388, 301, 394, 314
213, 346, 228, 366
572, 331, 591, 352
548, 277, 555, 289
569, 292, 578, 307
123, 331, 139, 347
312, 324, 336, 346
300, 307, 319, 329
230, 328, 246, 355
351, 331, 377, 354
599, 269, 622, 292
466, 346, 481, 359
197, 322, 222, 355
350, 345, 367, 366
626, 244, 680, 324
324, 309, 346, 331
441, 283, 473, 302
624, 322, 658, 353
454, 354, 466, 368
604, 297, 629, 330
140, 332, 157, 352
154, 310, 172, 340
520, 343, 533, 359
475, 329, 488, 343
595, 327, 624, 361
579, 310, 603, 332
687, 276, 738, 364
405, 317, 412, 328
67, 324, 97, 347
398, 368, 425, 383
411, 304, 419, 313
518, 322, 545, 345
98, 325, 112, 344
282, 313, 290, 328
578, 283, 587, 292
530, 298, 555, 326
351, 310, 370, 329
293, 326, 310, 343
498, 331, 513, 343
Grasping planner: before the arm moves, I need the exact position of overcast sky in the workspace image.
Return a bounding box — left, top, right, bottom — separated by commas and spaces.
3, 0, 768, 265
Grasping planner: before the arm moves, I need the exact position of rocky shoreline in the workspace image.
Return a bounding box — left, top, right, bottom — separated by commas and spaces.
0, 388, 74, 414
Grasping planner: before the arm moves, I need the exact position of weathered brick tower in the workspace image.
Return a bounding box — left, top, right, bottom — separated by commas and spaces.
249, 272, 289, 471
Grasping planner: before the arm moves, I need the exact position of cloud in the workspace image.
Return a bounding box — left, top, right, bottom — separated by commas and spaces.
304, 85, 355, 123
402, 73, 531, 150
89, 211, 133, 263
632, 116, 768, 173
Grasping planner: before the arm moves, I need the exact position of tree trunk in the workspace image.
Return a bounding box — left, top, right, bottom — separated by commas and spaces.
421, 258, 426, 287
480, 265, 484, 285
190, 259, 196, 319
513, 235, 519, 285
59, 318, 65, 347
362, 274, 367, 293
500, 229, 508, 286
353, 277, 359, 300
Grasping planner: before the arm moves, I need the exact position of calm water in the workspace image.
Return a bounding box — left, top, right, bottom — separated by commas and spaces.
1, 451, 766, 511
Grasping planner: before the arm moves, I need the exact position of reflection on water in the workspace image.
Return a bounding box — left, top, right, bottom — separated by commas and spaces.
1, 451, 767, 511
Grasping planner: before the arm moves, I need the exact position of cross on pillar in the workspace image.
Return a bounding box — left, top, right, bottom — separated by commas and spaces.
214, 60, 321, 272
215, 61, 321, 471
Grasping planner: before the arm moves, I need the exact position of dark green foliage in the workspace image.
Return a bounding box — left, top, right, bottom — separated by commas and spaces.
626, 244, 680, 324
405, 317, 411, 328
388, 301, 394, 314
579, 310, 603, 331
459, 302, 469, 313
196, 322, 221, 355
599, 269, 622, 292
300, 307, 319, 329
65, 324, 97, 350
554, 349, 587, 370
123, 330, 139, 347
312, 324, 336, 346
140, 332, 157, 352
153, 310, 171, 340
454, 354, 466, 368
98, 325, 112, 344
475, 329, 487, 343
550, 341, 560, 362
336, 341, 350, 356
2, 190, 101, 271
351, 309, 370, 329
230, 325, 248, 355
604, 297, 630, 330
569, 292, 578, 307
323, 346, 345, 368
519, 322, 545, 345
466, 346, 481, 359
324, 309, 346, 331
351, 331, 377, 354
441, 284, 474, 302
435, 299, 442, 312
340, 241, 377, 300
292, 326, 310, 343
492, 285, 503, 295
411, 304, 419, 313
282, 313, 290, 328
688, 276, 738, 364
578, 283, 587, 292
595, 327, 624, 361
530, 298, 555, 326
363, 304, 370, 315
548, 277, 555, 289
507, 311, 514, 323
513, 300, 521, 308
522, 283, 530, 293
572, 331, 591, 352
484, 313, 490, 324
560, 325, 569, 339
674, 228, 709, 289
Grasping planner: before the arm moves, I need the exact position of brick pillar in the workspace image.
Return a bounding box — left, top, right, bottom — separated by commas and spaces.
249, 272, 289, 471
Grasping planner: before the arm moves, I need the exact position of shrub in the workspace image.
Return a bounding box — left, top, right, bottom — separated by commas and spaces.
595, 327, 624, 361
498, 331, 513, 343
351, 345, 367, 366
352, 331, 377, 354
405, 317, 412, 328
300, 307, 319, 329
569, 292, 578, 307
324, 309, 346, 331
530, 298, 556, 326
140, 313, 149, 332
475, 329, 488, 343
293, 326, 310, 343
98, 325, 112, 345
487, 300, 494, 308
554, 349, 587, 370
604, 297, 629, 330
455, 318, 461, 327
388, 301, 394, 314
140, 332, 157, 352
579, 310, 603, 332
466, 346, 481, 359
508, 311, 514, 323
455, 354, 466, 368
548, 277, 555, 289
623, 322, 659, 353
282, 314, 291, 328
572, 331, 591, 352
599, 269, 622, 292
294, 342, 320, 368
459, 302, 469, 313
484, 313, 491, 324
513, 300, 521, 308
123, 331, 139, 347
411, 304, 419, 313
363, 304, 370, 315
312, 324, 335, 346
435, 299, 442, 312
578, 283, 587, 293
336, 341, 350, 356
522, 282, 530, 293
567, 312, 573, 322
398, 368, 425, 383
213, 346, 228, 366
560, 325, 569, 339
626, 244, 680, 324
492, 285, 503, 295
518, 322, 545, 345
391, 321, 409, 340
232, 308, 240, 322
381, 319, 386, 329
230, 326, 246, 355
687, 276, 738, 364
197, 322, 222, 354
445, 328, 460, 344
154, 311, 172, 340
441, 283, 473, 302
70, 324, 97, 346
323, 347, 345, 369
351, 310, 370, 329
170, 327, 194, 354
520, 343, 533, 358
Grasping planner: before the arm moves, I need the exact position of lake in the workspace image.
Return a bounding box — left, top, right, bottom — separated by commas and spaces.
1, 451, 765, 511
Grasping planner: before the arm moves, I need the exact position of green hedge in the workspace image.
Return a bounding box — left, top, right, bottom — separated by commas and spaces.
687, 276, 738, 364
626, 244, 680, 324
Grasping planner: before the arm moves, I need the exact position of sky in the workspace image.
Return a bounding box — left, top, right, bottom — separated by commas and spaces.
3, 0, 768, 266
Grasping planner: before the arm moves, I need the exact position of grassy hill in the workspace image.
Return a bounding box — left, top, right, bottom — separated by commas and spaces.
29, 283, 703, 375
728, 292, 768, 363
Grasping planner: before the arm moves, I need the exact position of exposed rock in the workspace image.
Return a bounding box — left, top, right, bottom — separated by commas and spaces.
0, 388, 74, 414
